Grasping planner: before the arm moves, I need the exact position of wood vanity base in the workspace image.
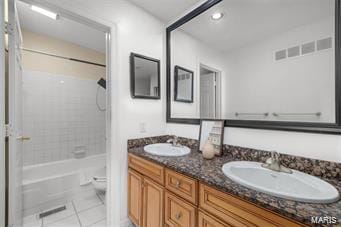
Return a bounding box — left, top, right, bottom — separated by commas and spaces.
128, 154, 305, 227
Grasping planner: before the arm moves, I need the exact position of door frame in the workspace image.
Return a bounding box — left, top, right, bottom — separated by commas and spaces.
7, 0, 24, 225
7, 0, 115, 225
199, 63, 221, 118
1, 0, 6, 226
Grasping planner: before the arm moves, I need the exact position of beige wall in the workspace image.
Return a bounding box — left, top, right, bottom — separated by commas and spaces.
22, 29, 105, 80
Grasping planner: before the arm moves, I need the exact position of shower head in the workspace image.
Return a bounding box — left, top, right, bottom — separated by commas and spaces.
97, 78, 106, 89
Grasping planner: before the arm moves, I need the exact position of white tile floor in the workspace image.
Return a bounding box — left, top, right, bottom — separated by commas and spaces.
23, 191, 106, 227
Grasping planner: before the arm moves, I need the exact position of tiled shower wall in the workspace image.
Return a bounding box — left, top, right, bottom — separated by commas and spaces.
22, 70, 106, 166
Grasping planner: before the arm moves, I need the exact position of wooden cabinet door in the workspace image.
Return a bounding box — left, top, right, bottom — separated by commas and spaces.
128, 169, 143, 226
142, 178, 164, 227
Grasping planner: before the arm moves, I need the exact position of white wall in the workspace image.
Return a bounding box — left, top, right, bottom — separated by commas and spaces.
171, 29, 226, 118
166, 124, 341, 162
224, 17, 335, 122
22, 70, 106, 166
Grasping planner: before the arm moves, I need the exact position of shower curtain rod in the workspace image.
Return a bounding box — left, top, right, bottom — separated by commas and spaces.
21, 47, 106, 67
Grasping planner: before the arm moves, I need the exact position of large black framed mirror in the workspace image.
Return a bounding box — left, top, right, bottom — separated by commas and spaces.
167, 0, 341, 134
131, 53, 160, 99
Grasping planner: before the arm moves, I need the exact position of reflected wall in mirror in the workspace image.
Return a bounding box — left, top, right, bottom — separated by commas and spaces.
168, 0, 337, 127
130, 53, 160, 99
174, 66, 194, 103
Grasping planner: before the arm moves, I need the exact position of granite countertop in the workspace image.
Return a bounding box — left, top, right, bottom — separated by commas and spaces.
128, 145, 341, 226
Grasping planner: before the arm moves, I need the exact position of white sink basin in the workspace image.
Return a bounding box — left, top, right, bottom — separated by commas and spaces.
144, 143, 191, 157
222, 161, 339, 203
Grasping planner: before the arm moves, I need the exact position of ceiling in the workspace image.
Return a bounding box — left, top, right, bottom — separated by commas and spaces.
178, 0, 334, 52
128, 0, 203, 22
17, 1, 106, 53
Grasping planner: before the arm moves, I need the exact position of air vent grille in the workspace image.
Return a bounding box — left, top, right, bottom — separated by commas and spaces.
275, 37, 332, 61
317, 37, 332, 51
301, 41, 315, 55
275, 49, 287, 61
287, 46, 300, 57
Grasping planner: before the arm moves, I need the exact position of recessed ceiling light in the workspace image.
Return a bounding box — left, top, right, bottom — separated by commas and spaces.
31, 5, 59, 20
211, 12, 224, 20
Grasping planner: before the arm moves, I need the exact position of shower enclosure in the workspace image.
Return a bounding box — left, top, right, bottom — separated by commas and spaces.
22, 70, 107, 216
2, 0, 112, 226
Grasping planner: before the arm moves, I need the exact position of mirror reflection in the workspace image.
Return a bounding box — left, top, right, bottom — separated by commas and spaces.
131, 53, 160, 99
174, 66, 194, 103
170, 0, 335, 123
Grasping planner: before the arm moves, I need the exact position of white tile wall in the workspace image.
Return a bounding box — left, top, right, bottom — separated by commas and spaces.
23, 70, 106, 166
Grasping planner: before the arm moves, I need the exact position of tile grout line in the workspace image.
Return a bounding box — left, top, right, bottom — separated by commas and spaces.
71, 201, 83, 227
77, 203, 104, 215
88, 218, 106, 227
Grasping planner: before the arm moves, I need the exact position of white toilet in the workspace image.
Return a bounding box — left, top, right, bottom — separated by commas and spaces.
92, 167, 106, 193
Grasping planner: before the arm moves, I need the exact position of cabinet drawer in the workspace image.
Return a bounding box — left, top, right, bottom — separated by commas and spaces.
199, 183, 303, 227
165, 191, 196, 227
165, 169, 198, 204
128, 154, 164, 185
198, 210, 230, 227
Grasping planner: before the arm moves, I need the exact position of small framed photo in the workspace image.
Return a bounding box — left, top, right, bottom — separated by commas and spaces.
174, 65, 194, 103
199, 120, 225, 156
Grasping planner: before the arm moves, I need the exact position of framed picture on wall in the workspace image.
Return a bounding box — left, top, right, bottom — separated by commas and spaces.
199, 119, 225, 156
174, 65, 194, 103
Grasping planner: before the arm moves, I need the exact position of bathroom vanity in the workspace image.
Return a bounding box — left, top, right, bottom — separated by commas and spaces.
128, 154, 303, 227
127, 136, 341, 227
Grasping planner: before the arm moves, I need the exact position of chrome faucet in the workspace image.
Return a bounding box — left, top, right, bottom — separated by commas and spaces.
261, 151, 292, 174
167, 135, 182, 147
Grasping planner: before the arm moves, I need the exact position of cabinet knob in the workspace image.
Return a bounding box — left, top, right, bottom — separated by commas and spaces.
175, 180, 181, 188
175, 212, 182, 220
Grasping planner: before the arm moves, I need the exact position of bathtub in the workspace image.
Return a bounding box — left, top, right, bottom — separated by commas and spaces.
22, 154, 106, 216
